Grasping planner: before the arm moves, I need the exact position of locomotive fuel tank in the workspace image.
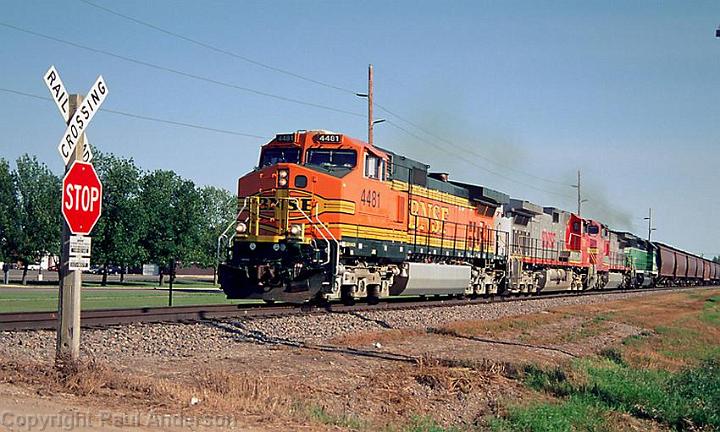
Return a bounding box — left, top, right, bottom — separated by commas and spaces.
390, 263, 471, 296
536, 268, 573, 292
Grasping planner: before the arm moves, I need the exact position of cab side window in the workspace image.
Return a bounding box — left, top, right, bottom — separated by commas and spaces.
364, 153, 385, 180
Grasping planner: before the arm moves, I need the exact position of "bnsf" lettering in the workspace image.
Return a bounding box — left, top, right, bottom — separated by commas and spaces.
409, 199, 449, 234
258, 197, 313, 212
542, 230, 557, 249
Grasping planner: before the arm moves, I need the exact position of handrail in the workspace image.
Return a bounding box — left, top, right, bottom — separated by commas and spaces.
288, 199, 335, 267
314, 204, 340, 271
216, 198, 248, 269
407, 212, 506, 259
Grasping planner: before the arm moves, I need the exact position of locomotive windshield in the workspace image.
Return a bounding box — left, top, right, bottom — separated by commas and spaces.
306, 149, 357, 169
259, 148, 301, 167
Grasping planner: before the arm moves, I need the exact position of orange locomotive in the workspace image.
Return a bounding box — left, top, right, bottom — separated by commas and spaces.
218, 130, 510, 303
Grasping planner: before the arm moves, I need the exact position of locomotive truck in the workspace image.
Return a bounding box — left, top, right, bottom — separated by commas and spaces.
217, 130, 718, 303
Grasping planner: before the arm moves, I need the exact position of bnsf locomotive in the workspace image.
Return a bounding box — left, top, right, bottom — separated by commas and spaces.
218, 130, 719, 303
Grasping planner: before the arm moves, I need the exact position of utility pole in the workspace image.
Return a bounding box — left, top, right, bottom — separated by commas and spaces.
570, 170, 587, 216
355, 64, 384, 146
57, 95, 84, 364
367, 64, 374, 147
644, 208, 656, 242
576, 170, 581, 215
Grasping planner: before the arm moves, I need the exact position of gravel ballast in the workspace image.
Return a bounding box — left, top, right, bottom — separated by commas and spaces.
0, 289, 687, 362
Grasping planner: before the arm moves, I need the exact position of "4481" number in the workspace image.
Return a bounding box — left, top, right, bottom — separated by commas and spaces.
360, 189, 380, 208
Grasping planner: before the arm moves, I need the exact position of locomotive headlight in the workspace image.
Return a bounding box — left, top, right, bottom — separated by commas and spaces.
289, 224, 303, 236
236, 222, 247, 234
248, 242, 257, 251
277, 169, 289, 187
273, 243, 280, 251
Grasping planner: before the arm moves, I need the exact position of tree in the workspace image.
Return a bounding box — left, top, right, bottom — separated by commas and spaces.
714, 256, 720, 264
139, 170, 203, 285
92, 152, 145, 285
0, 158, 20, 282
13, 155, 61, 284
197, 186, 236, 280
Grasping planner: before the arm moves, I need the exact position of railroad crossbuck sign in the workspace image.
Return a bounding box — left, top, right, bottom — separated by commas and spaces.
62, 162, 103, 235
44, 66, 97, 163
44, 66, 108, 165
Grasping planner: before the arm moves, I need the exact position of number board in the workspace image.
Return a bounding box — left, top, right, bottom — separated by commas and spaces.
313, 134, 343, 144
275, 133, 296, 143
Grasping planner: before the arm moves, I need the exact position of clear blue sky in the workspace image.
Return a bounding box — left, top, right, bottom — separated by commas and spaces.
1, 0, 719, 257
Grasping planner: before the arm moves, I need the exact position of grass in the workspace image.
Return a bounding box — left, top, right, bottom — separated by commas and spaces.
490, 394, 613, 432
701, 296, 720, 325
490, 289, 720, 431
0, 288, 261, 312
83, 278, 217, 288
511, 357, 720, 431
402, 416, 462, 432
305, 405, 367, 430
1, 358, 297, 417
436, 311, 565, 339
556, 319, 610, 344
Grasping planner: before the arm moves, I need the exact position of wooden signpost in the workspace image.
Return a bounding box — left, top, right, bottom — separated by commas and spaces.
43, 66, 107, 363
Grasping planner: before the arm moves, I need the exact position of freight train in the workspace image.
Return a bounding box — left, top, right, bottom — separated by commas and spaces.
218, 130, 718, 303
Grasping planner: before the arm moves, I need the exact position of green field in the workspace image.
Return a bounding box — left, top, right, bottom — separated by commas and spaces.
0, 285, 260, 313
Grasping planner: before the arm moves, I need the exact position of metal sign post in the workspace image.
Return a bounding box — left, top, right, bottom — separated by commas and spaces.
44, 66, 107, 364
168, 259, 175, 307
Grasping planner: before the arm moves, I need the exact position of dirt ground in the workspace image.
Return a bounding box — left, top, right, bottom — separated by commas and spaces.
1, 288, 717, 432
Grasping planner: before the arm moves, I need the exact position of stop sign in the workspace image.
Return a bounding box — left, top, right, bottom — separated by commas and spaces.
62, 161, 102, 235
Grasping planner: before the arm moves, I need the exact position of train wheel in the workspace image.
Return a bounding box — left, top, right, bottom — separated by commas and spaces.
366, 283, 382, 305
341, 286, 356, 306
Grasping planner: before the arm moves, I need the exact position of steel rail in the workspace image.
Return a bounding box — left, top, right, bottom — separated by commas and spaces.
0, 285, 715, 332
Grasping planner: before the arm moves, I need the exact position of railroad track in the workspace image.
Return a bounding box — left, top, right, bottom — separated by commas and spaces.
0, 285, 714, 332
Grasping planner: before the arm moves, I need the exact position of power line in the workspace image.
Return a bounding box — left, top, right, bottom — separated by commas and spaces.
384, 120, 574, 199
1, 19, 571, 196
0, 21, 364, 118
0, 87, 267, 139
75, 1, 571, 188
377, 103, 570, 187
3, 83, 573, 199
79, 0, 358, 96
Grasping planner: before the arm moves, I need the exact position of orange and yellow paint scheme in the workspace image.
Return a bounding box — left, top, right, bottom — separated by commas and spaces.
219, 130, 509, 301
